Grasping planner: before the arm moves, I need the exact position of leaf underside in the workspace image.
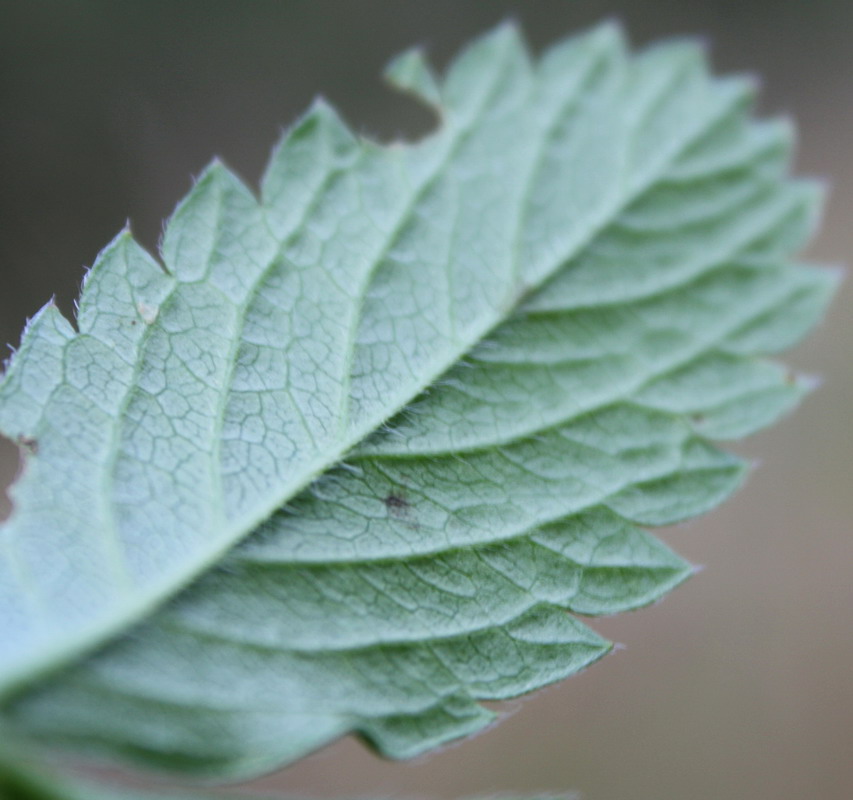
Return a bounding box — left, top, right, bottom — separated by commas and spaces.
0, 21, 835, 782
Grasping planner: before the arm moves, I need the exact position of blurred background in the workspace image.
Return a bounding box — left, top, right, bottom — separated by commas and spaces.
1, 2, 851, 799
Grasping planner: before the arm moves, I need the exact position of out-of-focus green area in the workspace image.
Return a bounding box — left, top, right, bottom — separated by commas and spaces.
1, 2, 851, 799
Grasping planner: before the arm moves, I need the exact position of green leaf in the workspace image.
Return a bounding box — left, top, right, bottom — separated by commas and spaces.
0, 21, 835, 781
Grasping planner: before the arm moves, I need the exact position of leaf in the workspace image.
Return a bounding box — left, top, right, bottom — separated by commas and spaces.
0, 21, 835, 782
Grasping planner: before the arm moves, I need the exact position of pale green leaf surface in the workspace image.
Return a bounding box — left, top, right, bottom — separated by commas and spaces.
0, 22, 835, 780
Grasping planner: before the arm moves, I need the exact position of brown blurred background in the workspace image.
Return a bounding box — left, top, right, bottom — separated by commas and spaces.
1, 2, 851, 799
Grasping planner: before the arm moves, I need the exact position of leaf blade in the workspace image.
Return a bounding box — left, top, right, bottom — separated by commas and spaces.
0, 21, 834, 779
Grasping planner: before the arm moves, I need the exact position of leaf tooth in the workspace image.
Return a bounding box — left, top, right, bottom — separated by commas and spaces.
529, 514, 693, 616
384, 46, 442, 110
261, 97, 359, 237
448, 604, 611, 700
608, 446, 747, 526
682, 381, 808, 440
0, 303, 74, 439
76, 232, 174, 359
540, 18, 627, 80
160, 160, 264, 284
357, 602, 611, 758
359, 694, 494, 760
627, 72, 755, 198
669, 116, 793, 184
621, 37, 711, 168
742, 178, 823, 259
721, 264, 841, 355
442, 20, 532, 118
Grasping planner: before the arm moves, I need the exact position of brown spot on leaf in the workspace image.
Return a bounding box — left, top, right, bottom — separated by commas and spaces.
383, 491, 419, 530
384, 493, 410, 515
